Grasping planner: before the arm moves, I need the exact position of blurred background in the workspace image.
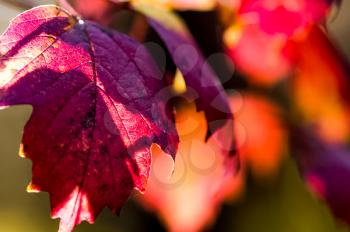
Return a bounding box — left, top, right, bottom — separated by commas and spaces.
0, 0, 349, 231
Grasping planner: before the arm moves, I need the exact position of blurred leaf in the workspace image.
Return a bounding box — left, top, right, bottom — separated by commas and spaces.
138, 102, 241, 232
290, 126, 350, 228
292, 26, 350, 143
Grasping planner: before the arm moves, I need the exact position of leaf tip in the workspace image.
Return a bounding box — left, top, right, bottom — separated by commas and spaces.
18, 144, 27, 158
53, 187, 95, 232
26, 182, 41, 193
172, 70, 187, 94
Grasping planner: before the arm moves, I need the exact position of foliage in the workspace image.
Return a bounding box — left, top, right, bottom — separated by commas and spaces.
0, 0, 349, 232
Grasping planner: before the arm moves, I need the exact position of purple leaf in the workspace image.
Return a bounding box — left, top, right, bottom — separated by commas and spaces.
290, 126, 350, 226
133, 4, 237, 162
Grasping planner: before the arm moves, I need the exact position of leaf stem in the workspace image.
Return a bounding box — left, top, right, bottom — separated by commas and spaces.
56, 0, 80, 18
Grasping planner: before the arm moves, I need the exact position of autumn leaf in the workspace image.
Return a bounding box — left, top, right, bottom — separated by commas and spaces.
224, 0, 335, 86
219, 92, 287, 201
239, 0, 332, 36
70, 2, 236, 156
291, 26, 350, 143
230, 92, 286, 179
225, 23, 293, 85
0, 5, 178, 232
69, 1, 236, 146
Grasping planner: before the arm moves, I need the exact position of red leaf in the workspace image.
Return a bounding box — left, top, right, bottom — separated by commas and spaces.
224, 0, 334, 86
0, 6, 178, 232
291, 26, 350, 143
239, 0, 332, 36
225, 23, 292, 85
230, 92, 286, 179
70, 2, 236, 153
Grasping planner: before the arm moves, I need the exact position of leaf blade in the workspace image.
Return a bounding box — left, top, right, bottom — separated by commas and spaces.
0, 5, 178, 231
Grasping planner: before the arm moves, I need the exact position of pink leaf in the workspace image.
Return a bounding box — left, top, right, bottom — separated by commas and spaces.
239, 0, 332, 36
0, 6, 178, 232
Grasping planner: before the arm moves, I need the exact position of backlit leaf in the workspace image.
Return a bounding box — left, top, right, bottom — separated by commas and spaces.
0, 5, 178, 232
